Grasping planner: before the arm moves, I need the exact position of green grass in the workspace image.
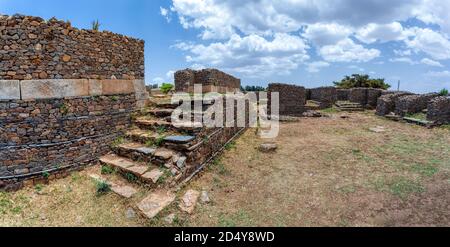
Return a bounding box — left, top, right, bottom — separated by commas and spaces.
405, 112, 427, 121
125, 173, 138, 183
321, 107, 339, 114
111, 137, 124, 148
101, 165, 115, 175
210, 158, 231, 176
95, 180, 111, 195
410, 162, 439, 177
224, 141, 236, 151
217, 210, 254, 227
373, 177, 425, 199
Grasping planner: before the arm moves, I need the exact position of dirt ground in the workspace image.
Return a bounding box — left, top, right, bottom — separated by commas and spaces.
1, 111, 449, 226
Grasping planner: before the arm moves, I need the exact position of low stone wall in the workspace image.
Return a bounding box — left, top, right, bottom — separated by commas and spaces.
395, 93, 439, 116
337, 89, 350, 101
175, 68, 241, 93
0, 94, 135, 190
376, 92, 413, 116
427, 96, 450, 124
349, 88, 368, 106
268, 83, 306, 116
0, 14, 144, 80
367, 89, 384, 109
310, 87, 337, 108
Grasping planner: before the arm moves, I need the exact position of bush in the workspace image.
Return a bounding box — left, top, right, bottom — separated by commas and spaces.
244, 85, 266, 92
92, 20, 100, 31
160, 83, 174, 94
95, 180, 111, 195
439, 88, 449, 96
334, 74, 391, 90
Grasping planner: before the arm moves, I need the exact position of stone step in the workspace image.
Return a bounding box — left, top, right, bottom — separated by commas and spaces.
89, 174, 138, 199
403, 117, 432, 126
125, 128, 161, 145
134, 118, 203, 133
136, 190, 176, 219
115, 142, 156, 163
99, 154, 168, 185
148, 108, 174, 118
338, 108, 365, 112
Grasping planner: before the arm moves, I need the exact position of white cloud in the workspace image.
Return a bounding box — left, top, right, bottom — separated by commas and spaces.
394, 49, 412, 56
306, 61, 330, 73
160, 7, 172, 23
425, 70, 450, 77
153, 77, 164, 84
166, 70, 175, 80
356, 22, 406, 43
389, 57, 417, 65
303, 23, 352, 46
176, 33, 310, 77
414, 0, 450, 35
421, 58, 443, 67
406, 28, 450, 60
319, 39, 380, 62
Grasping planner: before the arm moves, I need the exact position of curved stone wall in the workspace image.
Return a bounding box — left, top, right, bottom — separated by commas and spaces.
0, 14, 144, 80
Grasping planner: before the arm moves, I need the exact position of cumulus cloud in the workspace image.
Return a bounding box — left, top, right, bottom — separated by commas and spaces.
421, 58, 443, 67
319, 39, 380, 62
306, 61, 330, 73
165, 0, 450, 76
176, 33, 310, 77
160, 7, 172, 23
425, 70, 450, 77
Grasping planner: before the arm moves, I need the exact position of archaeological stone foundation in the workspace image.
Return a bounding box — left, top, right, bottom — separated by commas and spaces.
0, 14, 148, 190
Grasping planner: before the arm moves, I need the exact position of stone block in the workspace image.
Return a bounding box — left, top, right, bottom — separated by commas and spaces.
20, 79, 89, 100
101, 79, 135, 95
88, 79, 103, 96
0, 80, 20, 100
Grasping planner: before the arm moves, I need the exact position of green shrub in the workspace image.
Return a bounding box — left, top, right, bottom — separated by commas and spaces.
101, 165, 115, 175
334, 74, 391, 89
160, 83, 174, 94
92, 20, 100, 31
95, 180, 111, 195
439, 88, 449, 96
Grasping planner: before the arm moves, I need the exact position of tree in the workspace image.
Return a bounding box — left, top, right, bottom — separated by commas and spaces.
333, 74, 391, 90
160, 83, 174, 94
244, 85, 266, 92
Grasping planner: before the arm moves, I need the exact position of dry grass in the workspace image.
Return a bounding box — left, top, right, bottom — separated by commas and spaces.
1, 111, 449, 226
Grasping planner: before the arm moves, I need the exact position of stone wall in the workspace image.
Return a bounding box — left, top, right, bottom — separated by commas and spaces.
348, 88, 368, 106
0, 14, 144, 80
376, 92, 413, 116
175, 68, 241, 93
337, 89, 350, 101
0, 94, 135, 190
367, 89, 384, 109
427, 96, 450, 124
310, 87, 337, 108
395, 93, 439, 116
268, 83, 306, 116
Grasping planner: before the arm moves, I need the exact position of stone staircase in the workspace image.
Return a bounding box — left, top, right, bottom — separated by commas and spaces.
335, 101, 365, 112
94, 96, 240, 220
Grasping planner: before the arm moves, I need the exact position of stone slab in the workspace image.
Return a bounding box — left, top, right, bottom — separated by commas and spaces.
101, 79, 135, 95
179, 189, 200, 214
126, 165, 150, 176
20, 79, 89, 100
111, 185, 138, 199
142, 169, 164, 183
164, 135, 196, 144
0, 80, 21, 100
137, 190, 176, 219
88, 79, 103, 96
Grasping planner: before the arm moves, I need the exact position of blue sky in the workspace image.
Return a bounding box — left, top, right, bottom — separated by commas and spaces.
1, 0, 450, 93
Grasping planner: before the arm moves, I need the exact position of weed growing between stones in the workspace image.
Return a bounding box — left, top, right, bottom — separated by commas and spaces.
101, 165, 115, 175
95, 180, 111, 196
125, 173, 138, 183
111, 137, 124, 148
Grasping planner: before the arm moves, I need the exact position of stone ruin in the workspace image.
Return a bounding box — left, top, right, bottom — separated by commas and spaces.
0, 14, 148, 190
175, 68, 241, 93
395, 93, 439, 116
426, 96, 450, 124
309, 87, 337, 108
376, 91, 414, 116
268, 83, 306, 116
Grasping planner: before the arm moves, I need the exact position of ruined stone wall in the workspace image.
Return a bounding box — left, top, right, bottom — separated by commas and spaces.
395, 93, 439, 116
0, 14, 144, 80
367, 89, 384, 109
376, 92, 413, 116
337, 89, 350, 101
0, 94, 134, 190
310, 87, 337, 108
427, 96, 450, 124
268, 83, 306, 116
175, 68, 241, 93
348, 88, 368, 106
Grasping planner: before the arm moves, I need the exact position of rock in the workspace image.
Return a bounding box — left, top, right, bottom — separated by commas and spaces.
62, 54, 71, 62
38, 71, 48, 79
137, 190, 176, 219
164, 213, 177, 224
28, 33, 38, 39
179, 189, 200, 214
259, 143, 278, 153
340, 115, 350, 119
200, 191, 210, 204
176, 156, 187, 169
302, 110, 322, 118
369, 126, 386, 133
142, 169, 164, 184
111, 185, 137, 199
125, 208, 136, 219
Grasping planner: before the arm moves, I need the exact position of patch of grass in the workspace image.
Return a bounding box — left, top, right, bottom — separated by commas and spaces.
337, 185, 356, 194
373, 177, 425, 199
410, 162, 439, 177
35, 184, 44, 192
440, 124, 450, 131
156, 126, 167, 135
42, 171, 50, 179
146, 136, 165, 147
0, 192, 12, 215
217, 210, 254, 227
95, 180, 111, 195
101, 165, 115, 175
321, 107, 339, 114
109, 95, 119, 101
157, 169, 172, 185
405, 112, 427, 121
211, 158, 230, 176
59, 103, 69, 115
224, 141, 236, 151
111, 137, 124, 148
125, 173, 138, 183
